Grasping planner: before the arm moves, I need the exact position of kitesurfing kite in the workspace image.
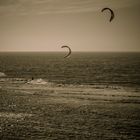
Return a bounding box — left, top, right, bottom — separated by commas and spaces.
101, 8, 115, 22
61, 45, 71, 58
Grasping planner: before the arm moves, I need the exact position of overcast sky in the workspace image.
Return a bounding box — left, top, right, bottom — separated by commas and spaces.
0, 0, 140, 52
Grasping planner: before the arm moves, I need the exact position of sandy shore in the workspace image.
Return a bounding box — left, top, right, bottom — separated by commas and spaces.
0, 80, 140, 139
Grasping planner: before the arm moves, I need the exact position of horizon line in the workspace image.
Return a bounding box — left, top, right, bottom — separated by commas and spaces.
0, 51, 140, 53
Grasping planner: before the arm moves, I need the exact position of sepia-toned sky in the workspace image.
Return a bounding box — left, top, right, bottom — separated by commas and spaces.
0, 0, 140, 52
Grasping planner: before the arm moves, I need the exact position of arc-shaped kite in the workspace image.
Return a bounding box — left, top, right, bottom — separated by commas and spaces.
101, 8, 114, 22
61, 45, 71, 58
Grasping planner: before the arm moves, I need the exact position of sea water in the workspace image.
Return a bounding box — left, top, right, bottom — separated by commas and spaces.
0, 52, 139, 87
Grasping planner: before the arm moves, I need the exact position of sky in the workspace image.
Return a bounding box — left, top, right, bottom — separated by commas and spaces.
0, 0, 140, 52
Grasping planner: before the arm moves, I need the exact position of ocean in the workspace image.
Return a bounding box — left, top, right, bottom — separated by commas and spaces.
0, 52, 140, 139
0, 52, 139, 87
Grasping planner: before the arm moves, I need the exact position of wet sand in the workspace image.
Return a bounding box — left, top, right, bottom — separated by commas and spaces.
0, 80, 140, 139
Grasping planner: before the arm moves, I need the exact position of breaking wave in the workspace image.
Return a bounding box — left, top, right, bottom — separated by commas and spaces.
27, 78, 49, 85
0, 72, 6, 77
0, 77, 52, 85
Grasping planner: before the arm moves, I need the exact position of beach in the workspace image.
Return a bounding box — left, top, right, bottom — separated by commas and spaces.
0, 79, 140, 139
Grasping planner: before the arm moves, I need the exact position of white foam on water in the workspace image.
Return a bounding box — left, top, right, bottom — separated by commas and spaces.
0, 72, 6, 77
0, 112, 32, 118
27, 78, 48, 85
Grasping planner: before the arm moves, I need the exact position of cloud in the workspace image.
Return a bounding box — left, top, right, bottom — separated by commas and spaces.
0, 0, 140, 16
